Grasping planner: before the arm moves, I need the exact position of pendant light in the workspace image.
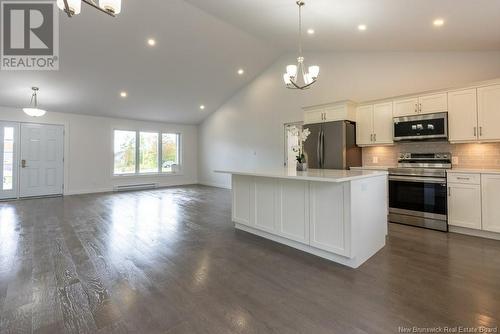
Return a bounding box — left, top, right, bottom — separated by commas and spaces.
283, 1, 319, 90
57, 0, 81, 15
23, 87, 47, 117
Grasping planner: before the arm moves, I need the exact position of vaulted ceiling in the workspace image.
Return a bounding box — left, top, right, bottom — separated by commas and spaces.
0, 0, 499, 124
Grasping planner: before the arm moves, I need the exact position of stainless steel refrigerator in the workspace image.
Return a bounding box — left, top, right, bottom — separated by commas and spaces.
303, 120, 362, 169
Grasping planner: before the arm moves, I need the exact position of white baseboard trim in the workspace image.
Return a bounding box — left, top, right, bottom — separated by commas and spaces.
64, 188, 113, 196
449, 226, 500, 241
198, 181, 231, 189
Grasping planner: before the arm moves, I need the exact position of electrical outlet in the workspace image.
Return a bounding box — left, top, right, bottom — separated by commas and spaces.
452, 156, 459, 165
372, 156, 379, 164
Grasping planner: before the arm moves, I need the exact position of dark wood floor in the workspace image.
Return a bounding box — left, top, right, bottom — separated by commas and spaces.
0, 185, 499, 334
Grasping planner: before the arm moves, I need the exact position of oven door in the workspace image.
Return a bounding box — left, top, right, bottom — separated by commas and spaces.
389, 175, 448, 220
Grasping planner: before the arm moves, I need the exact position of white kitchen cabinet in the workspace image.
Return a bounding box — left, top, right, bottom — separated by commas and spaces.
478, 85, 500, 141
356, 102, 393, 146
481, 174, 500, 233
309, 181, 349, 256
355, 105, 374, 146
418, 93, 448, 114
276, 179, 309, 244
393, 94, 447, 117
303, 101, 356, 125
448, 89, 478, 142
232, 175, 252, 227
304, 108, 325, 125
253, 177, 277, 233
448, 182, 482, 230
372, 102, 394, 144
393, 97, 419, 117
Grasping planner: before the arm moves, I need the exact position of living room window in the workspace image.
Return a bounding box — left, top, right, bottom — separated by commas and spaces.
113, 130, 180, 175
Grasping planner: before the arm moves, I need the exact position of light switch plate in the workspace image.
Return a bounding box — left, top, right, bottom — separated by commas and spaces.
372, 156, 379, 164
452, 156, 459, 165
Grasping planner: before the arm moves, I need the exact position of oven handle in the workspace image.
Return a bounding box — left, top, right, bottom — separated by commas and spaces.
389, 176, 446, 184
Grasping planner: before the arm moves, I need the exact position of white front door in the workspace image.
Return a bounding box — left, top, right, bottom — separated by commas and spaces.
20, 123, 64, 198
0, 122, 19, 200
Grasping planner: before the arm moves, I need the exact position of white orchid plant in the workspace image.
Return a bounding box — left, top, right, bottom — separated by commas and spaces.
290, 126, 311, 164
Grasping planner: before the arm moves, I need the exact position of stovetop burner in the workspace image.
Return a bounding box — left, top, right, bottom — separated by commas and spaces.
388, 152, 452, 178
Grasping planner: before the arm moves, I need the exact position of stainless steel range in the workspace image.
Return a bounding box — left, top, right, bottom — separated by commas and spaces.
388, 153, 452, 232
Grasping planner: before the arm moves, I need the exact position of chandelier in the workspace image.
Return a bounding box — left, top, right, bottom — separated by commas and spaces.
283, 1, 319, 90
23, 87, 47, 117
57, 0, 121, 18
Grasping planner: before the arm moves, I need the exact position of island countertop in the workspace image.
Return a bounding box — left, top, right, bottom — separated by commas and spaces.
215, 168, 388, 183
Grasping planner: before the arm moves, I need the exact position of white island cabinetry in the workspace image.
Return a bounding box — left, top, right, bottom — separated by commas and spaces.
219, 169, 388, 268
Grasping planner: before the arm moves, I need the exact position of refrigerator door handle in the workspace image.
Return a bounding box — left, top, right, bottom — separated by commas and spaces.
320, 129, 325, 168
317, 129, 321, 168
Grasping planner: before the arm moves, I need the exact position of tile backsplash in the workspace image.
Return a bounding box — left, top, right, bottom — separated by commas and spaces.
362, 142, 500, 169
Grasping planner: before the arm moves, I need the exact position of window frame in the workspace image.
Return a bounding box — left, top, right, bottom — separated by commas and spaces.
112, 129, 182, 177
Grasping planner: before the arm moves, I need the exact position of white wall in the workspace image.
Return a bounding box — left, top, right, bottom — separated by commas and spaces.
0, 106, 198, 195
198, 51, 500, 188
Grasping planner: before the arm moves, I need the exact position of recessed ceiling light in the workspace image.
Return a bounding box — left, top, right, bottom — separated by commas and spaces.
358, 24, 367, 31
200, 105, 205, 110
237, 68, 245, 75
120, 91, 127, 98
433, 18, 445, 27
147, 38, 156, 46
307, 28, 315, 35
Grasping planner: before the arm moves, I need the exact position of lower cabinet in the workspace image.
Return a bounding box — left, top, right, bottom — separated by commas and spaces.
309, 181, 349, 256
448, 183, 482, 229
481, 174, 500, 233
231, 175, 349, 257
276, 180, 310, 244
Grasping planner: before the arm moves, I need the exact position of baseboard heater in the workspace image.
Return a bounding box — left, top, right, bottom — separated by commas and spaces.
113, 183, 159, 192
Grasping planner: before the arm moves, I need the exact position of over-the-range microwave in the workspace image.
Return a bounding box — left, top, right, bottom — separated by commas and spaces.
393, 112, 448, 142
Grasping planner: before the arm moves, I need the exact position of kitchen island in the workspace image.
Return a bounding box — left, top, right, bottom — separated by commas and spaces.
216, 168, 388, 268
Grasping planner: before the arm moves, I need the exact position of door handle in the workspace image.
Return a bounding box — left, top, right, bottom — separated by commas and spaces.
21, 159, 27, 168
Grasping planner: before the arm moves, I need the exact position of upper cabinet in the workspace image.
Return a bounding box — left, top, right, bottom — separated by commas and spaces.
303, 101, 356, 125
448, 85, 500, 143
393, 93, 448, 117
448, 89, 478, 142
356, 102, 393, 146
478, 85, 500, 141
393, 97, 418, 117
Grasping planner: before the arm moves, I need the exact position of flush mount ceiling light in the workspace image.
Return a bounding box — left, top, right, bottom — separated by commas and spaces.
283, 1, 319, 90
237, 68, 245, 75
199, 105, 206, 110
56, 0, 121, 18
23, 87, 47, 117
433, 18, 445, 27
358, 24, 367, 31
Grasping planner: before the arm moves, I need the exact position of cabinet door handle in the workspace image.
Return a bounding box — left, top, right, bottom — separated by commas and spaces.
480, 126, 483, 137
448, 187, 451, 197
456, 177, 470, 180
474, 127, 477, 137
21, 159, 27, 168
415, 103, 418, 113
374, 133, 377, 142
419, 103, 422, 113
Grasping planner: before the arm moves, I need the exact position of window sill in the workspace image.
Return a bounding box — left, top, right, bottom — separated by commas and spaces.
112, 172, 184, 179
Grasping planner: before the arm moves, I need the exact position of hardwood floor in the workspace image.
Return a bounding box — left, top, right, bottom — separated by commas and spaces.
0, 185, 499, 334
